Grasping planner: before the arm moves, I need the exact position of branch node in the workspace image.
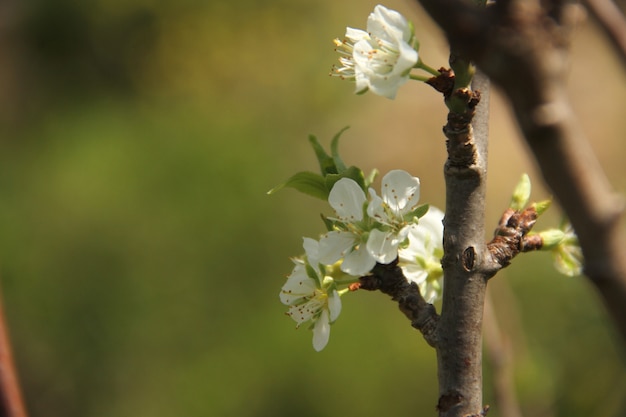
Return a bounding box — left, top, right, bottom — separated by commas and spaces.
462, 246, 476, 271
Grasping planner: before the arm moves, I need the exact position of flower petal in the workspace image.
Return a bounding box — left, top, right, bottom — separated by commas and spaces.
341, 244, 376, 275
345, 27, 369, 43
367, 228, 401, 264
381, 170, 420, 216
327, 289, 342, 322
366, 188, 387, 223
312, 309, 331, 351
401, 264, 428, 285
328, 178, 366, 222
279, 263, 316, 305
302, 237, 320, 267
319, 231, 356, 265
368, 5, 411, 43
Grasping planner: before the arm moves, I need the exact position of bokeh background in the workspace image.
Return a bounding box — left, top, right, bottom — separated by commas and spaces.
0, 0, 624, 416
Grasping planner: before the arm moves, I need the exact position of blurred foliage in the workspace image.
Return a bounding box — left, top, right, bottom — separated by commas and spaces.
0, 0, 624, 416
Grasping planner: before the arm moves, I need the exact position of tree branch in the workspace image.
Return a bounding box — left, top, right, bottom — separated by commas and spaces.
433, 67, 491, 417
0, 289, 28, 417
416, 0, 626, 342
358, 259, 439, 347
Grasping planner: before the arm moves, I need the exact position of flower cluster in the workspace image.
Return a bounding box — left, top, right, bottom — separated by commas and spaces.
279, 169, 444, 350
319, 170, 422, 275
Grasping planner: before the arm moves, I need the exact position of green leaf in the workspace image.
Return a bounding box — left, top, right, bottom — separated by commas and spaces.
324, 166, 366, 194
267, 171, 328, 200
330, 126, 350, 173
308, 134, 337, 175
364, 168, 379, 188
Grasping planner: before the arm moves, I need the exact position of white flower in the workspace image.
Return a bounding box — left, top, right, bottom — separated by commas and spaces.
367, 170, 421, 263
319, 171, 423, 275
331, 5, 418, 99
280, 238, 342, 351
319, 178, 376, 276
398, 206, 444, 303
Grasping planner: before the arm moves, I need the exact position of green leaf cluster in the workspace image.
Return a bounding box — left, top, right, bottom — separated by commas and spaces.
267, 127, 375, 200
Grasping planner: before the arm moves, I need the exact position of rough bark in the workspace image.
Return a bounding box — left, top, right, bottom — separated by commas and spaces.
433, 69, 491, 417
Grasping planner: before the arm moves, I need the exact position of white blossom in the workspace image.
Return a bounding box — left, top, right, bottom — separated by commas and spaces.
319, 178, 377, 276
366, 170, 421, 263
280, 238, 342, 351
331, 5, 419, 99
398, 206, 444, 303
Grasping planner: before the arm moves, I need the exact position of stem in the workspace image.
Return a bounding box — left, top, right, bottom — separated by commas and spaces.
410, 74, 433, 82
416, 59, 441, 76
334, 277, 360, 286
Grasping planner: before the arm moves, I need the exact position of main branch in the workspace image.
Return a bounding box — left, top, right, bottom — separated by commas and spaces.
435, 68, 491, 417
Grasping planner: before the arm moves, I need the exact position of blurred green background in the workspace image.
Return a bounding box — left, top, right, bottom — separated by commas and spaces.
0, 0, 624, 416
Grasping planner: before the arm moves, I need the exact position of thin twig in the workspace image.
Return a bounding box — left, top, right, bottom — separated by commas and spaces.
0, 289, 28, 417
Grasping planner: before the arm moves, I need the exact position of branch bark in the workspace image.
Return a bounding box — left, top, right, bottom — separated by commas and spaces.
416, 0, 626, 342
434, 68, 491, 417
0, 290, 28, 417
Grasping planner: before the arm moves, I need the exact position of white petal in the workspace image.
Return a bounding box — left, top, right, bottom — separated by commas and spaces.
418, 206, 445, 238
345, 27, 369, 43
279, 264, 316, 305
327, 289, 342, 322
341, 244, 377, 275
381, 170, 420, 216
367, 228, 401, 264
329, 178, 366, 222
302, 237, 320, 267
318, 231, 356, 265
367, 75, 410, 99
312, 309, 331, 351
401, 264, 428, 285
366, 188, 388, 223
395, 41, 419, 73
369, 5, 410, 40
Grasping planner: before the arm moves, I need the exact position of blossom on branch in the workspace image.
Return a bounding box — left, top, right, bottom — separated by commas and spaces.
398, 206, 444, 303
319, 170, 425, 276
319, 178, 376, 275
367, 170, 421, 263
280, 238, 342, 351
331, 5, 419, 99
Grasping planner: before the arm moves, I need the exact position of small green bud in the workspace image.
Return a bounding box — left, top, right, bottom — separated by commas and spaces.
538, 229, 565, 249
532, 199, 552, 216
510, 173, 531, 210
